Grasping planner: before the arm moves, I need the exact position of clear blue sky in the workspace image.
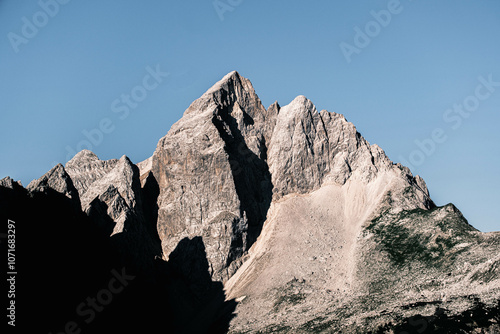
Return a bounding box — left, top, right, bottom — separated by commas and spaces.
1, 0, 499, 231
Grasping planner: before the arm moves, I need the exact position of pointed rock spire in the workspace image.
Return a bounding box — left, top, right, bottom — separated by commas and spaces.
27, 163, 80, 203
0, 176, 23, 190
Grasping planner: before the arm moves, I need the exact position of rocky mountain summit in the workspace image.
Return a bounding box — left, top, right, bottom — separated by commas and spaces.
2, 71, 499, 333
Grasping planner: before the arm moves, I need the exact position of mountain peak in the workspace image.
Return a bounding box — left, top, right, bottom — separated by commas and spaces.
26, 163, 80, 203
203, 70, 249, 97
292, 94, 308, 103
287, 95, 313, 109
66, 149, 99, 166
0, 176, 23, 189
221, 70, 240, 82
183, 71, 265, 120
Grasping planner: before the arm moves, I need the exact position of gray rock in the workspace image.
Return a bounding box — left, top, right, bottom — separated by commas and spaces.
65, 149, 119, 197
27, 163, 80, 204
64, 151, 141, 230
136, 156, 152, 186
0, 176, 23, 189
267, 94, 432, 211
151, 71, 273, 282
66, 150, 162, 268
147, 71, 436, 288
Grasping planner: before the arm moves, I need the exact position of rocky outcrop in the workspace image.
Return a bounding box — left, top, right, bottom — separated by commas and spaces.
151, 71, 273, 282
27, 163, 80, 205
64, 150, 118, 196
137, 156, 153, 186
61, 151, 146, 234
149, 71, 436, 284
0, 176, 23, 189
27, 149, 162, 271
266, 94, 433, 211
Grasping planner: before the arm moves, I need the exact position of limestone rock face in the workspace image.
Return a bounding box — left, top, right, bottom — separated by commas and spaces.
148, 72, 434, 284
68, 151, 162, 268
64, 151, 143, 234
137, 156, 152, 186
151, 71, 273, 282
0, 176, 23, 189
64, 150, 118, 196
27, 163, 80, 205
266, 95, 432, 211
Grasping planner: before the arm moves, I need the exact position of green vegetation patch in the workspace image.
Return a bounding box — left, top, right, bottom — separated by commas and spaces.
366, 206, 468, 268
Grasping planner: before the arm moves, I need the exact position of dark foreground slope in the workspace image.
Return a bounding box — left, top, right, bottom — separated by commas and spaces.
0, 177, 236, 334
